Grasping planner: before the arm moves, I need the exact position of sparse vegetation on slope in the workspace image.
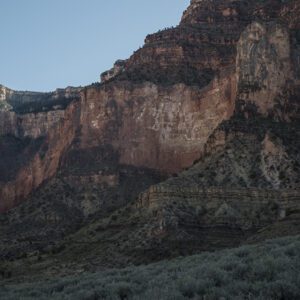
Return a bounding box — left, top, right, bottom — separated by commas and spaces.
1, 235, 299, 300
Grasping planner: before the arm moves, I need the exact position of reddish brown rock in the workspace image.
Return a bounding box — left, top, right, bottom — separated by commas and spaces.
79, 72, 236, 173
0, 100, 80, 212
0, 0, 299, 214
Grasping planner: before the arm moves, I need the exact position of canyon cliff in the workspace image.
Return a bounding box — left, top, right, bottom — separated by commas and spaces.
0, 0, 299, 279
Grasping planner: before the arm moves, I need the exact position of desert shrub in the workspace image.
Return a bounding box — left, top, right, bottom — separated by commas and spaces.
177, 275, 198, 298
0, 235, 300, 299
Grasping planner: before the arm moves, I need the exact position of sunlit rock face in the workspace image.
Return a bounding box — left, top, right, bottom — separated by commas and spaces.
79, 75, 236, 174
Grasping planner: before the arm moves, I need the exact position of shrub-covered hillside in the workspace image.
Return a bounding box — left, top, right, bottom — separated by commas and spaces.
1, 235, 299, 300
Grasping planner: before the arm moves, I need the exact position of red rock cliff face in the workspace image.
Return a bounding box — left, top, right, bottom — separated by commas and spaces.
79, 73, 236, 173
79, 0, 300, 174
0, 95, 80, 213
77, 0, 251, 174
1, 0, 299, 213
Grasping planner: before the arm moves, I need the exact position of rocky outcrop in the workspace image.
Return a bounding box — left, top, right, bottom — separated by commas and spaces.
100, 60, 126, 83
181, 0, 300, 29
0, 86, 12, 111
237, 22, 291, 117
138, 184, 299, 221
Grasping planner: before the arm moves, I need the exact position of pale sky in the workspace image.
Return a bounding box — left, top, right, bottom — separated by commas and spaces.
0, 0, 190, 91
